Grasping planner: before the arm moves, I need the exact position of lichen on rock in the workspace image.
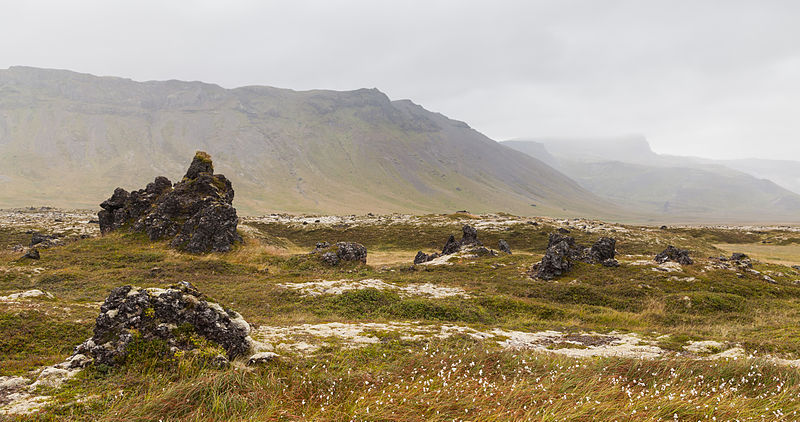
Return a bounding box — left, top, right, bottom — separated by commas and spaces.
74, 281, 253, 366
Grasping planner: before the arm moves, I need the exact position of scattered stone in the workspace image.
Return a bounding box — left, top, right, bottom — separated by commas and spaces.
98, 151, 242, 253
655, 245, 693, 265
531, 233, 619, 280
312, 242, 367, 266
441, 234, 461, 255
602, 259, 620, 267
660, 225, 668, 230
247, 352, 280, 366
414, 251, 439, 264
498, 239, 512, 254
586, 237, 616, 263
557, 227, 571, 234
414, 225, 496, 265
30, 232, 57, 247
21, 248, 39, 260
0, 290, 53, 301
460, 225, 480, 246
74, 281, 253, 366
729, 253, 752, 268
531, 234, 578, 280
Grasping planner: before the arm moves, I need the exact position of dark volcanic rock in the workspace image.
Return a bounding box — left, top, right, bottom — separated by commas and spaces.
729, 252, 752, 268
30, 232, 56, 247
75, 282, 252, 366
460, 225, 481, 246
415, 224, 493, 265
532, 235, 575, 280
601, 258, 620, 267
22, 248, 40, 260
655, 245, 693, 265
586, 237, 616, 263
313, 242, 368, 266
97, 152, 241, 253
531, 233, 619, 280
498, 239, 512, 254
441, 235, 461, 255
414, 251, 442, 265
731, 253, 748, 261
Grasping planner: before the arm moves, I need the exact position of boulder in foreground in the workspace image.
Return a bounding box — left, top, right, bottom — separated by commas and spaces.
75, 281, 253, 366
98, 151, 242, 253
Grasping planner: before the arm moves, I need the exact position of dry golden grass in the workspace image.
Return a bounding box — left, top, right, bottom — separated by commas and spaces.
715, 242, 800, 265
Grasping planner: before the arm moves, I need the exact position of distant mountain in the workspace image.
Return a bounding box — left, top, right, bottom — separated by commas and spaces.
0, 66, 617, 219
503, 137, 800, 223
720, 159, 800, 196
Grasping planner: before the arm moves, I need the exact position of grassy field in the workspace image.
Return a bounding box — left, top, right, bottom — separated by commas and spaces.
716, 242, 800, 266
3, 213, 800, 420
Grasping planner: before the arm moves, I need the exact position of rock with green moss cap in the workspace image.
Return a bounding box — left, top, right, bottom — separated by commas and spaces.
97, 151, 242, 253
74, 281, 254, 366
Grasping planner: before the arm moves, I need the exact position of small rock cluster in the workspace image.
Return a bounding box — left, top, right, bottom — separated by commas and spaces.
98, 151, 242, 253
74, 281, 253, 366
710, 252, 752, 269
17, 231, 62, 260
531, 233, 619, 280
311, 242, 368, 266
414, 225, 499, 264
655, 245, 693, 265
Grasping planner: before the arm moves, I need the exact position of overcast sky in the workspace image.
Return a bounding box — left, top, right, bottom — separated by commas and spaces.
2, 0, 799, 160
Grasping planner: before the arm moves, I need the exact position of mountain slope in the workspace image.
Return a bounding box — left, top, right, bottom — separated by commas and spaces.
0, 66, 615, 218
721, 158, 800, 196
503, 138, 800, 223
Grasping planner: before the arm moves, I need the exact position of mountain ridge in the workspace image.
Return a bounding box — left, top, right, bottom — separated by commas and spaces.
503, 137, 800, 223
0, 66, 620, 220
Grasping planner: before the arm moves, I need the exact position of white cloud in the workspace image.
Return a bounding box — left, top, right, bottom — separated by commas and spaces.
1, 0, 798, 160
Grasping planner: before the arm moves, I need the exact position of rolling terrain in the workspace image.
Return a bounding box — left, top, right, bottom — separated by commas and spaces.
3, 209, 800, 419
504, 137, 800, 223
0, 66, 616, 219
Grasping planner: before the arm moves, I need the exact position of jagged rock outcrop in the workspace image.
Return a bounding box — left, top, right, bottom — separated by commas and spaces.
532, 235, 575, 280
414, 224, 494, 264
655, 245, 693, 265
97, 152, 242, 253
312, 242, 368, 266
441, 235, 461, 255
531, 233, 619, 280
460, 225, 480, 246
74, 281, 253, 366
499, 239, 512, 254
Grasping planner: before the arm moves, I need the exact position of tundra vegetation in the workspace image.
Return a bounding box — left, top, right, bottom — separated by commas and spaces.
3, 209, 800, 420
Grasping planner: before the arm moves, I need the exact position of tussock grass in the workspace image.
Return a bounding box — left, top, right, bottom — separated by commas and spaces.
20, 338, 800, 421
5, 215, 800, 419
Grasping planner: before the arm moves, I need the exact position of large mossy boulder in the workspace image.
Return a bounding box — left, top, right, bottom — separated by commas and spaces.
74, 282, 253, 366
98, 151, 242, 253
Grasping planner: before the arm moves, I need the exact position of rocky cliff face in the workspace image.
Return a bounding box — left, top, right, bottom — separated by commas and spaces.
98, 151, 241, 253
